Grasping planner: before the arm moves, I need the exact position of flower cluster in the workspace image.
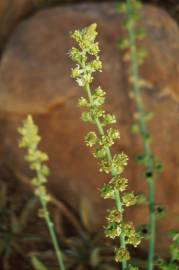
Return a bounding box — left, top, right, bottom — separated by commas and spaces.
18, 115, 65, 270
70, 23, 141, 267
18, 115, 50, 209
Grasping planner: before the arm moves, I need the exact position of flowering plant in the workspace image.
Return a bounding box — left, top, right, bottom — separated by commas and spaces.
70, 23, 141, 269
18, 116, 65, 270
117, 1, 164, 270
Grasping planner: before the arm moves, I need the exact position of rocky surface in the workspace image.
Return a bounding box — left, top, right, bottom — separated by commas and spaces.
0, 3, 179, 254
0, 0, 35, 51
0, 0, 178, 54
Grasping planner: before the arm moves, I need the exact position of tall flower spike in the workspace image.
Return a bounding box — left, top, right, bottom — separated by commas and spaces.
70, 24, 141, 270
117, 1, 164, 270
18, 115, 65, 270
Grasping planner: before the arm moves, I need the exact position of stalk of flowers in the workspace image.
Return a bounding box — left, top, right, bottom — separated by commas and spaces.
18, 115, 65, 270
117, 1, 164, 270
69, 23, 141, 270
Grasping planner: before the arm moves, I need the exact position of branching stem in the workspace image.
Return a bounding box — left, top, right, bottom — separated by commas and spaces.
125, 1, 156, 269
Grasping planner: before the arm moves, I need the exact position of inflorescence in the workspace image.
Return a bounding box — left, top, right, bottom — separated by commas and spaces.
18, 116, 65, 270
69, 23, 141, 269
117, 1, 164, 270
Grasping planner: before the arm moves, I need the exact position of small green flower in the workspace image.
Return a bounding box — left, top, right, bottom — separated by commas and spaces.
106, 209, 122, 223
104, 222, 122, 239
93, 147, 106, 159
122, 192, 137, 207
92, 86, 106, 107
122, 223, 141, 247
112, 153, 128, 174
115, 247, 130, 262
135, 193, 147, 205
81, 111, 93, 123
85, 131, 98, 147
110, 176, 128, 192
127, 264, 139, 270
102, 113, 117, 126
99, 128, 120, 148
100, 183, 115, 199
78, 97, 89, 107
130, 122, 139, 134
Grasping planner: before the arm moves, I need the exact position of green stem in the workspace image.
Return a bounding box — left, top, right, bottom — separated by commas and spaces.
126, 1, 156, 269
85, 84, 127, 270
39, 197, 65, 270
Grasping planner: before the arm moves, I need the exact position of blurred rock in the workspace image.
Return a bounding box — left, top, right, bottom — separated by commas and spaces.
0, 3, 179, 255
0, 0, 35, 50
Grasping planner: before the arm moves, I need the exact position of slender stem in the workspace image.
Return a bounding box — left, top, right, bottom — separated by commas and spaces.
39, 197, 65, 270
86, 84, 127, 270
126, 1, 156, 269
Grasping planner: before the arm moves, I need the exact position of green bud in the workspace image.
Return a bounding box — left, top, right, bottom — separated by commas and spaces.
154, 161, 164, 173
81, 111, 93, 123
145, 170, 154, 182
115, 247, 130, 262
69, 47, 83, 64
85, 131, 98, 147
154, 204, 166, 219
106, 209, 122, 224
99, 128, 120, 148
112, 153, 128, 174
92, 86, 106, 107
116, 2, 127, 13
110, 176, 128, 192
78, 97, 89, 107
93, 147, 106, 159
38, 208, 49, 219
100, 183, 114, 199
127, 264, 139, 270
135, 193, 147, 205
99, 159, 112, 174
122, 222, 141, 247
135, 154, 146, 165
118, 38, 130, 50
123, 17, 137, 30
130, 122, 139, 134
122, 192, 137, 207
137, 224, 150, 240
102, 113, 116, 125
90, 58, 102, 71
104, 222, 122, 239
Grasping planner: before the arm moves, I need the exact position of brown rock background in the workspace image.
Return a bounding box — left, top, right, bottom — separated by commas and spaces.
0, 0, 178, 54
0, 2, 179, 257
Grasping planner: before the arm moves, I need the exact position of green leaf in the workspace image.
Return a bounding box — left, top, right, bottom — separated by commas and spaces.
90, 247, 100, 267
19, 197, 38, 232
79, 198, 94, 232
31, 256, 49, 270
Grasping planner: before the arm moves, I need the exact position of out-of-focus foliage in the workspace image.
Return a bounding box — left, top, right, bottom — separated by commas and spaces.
0, 181, 39, 270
